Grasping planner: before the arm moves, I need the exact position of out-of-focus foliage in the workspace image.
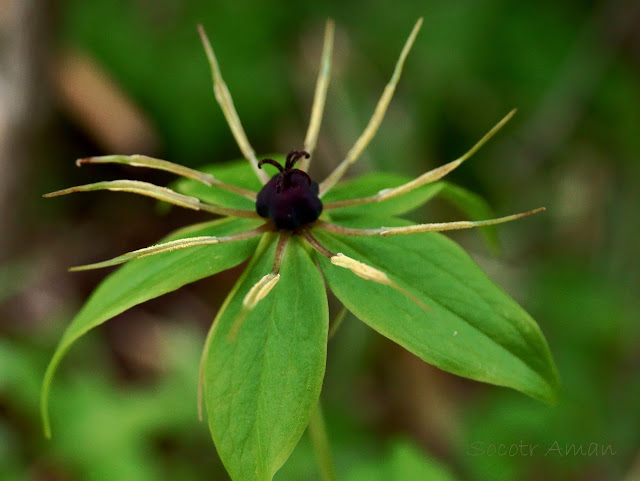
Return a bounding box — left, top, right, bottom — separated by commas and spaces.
1, 325, 228, 481
344, 439, 460, 481
1, 0, 638, 479
459, 261, 639, 481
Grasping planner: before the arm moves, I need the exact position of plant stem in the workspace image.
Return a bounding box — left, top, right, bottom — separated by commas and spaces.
328, 306, 348, 340
309, 401, 337, 481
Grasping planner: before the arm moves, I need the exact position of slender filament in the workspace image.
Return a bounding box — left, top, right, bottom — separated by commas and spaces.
316, 207, 546, 236
44, 180, 259, 218
77, 155, 216, 185
77, 155, 257, 200
318, 18, 423, 196
198, 25, 269, 184
301, 229, 335, 258
242, 232, 290, 310
323, 109, 517, 210
301, 19, 335, 171
69, 224, 270, 271
230, 232, 291, 338
303, 230, 428, 310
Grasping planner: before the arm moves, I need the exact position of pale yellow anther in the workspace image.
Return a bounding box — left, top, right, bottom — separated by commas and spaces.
67, 224, 268, 272
44, 179, 260, 218
69, 236, 220, 271
242, 273, 281, 310
329, 253, 429, 310
330, 253, 391, 285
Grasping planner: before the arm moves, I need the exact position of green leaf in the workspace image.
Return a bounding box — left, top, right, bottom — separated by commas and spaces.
322, 172, 445, 218
172, 156, 284, 210
313, 216, 560, 404
321, 174, 499, 253
204, 235, 328, 481
172, 158, 261, 209
438, 181, 499, 252
41, 217, 263, 437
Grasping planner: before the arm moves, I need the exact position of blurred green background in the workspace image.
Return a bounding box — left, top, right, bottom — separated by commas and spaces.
1, 0, 638, 480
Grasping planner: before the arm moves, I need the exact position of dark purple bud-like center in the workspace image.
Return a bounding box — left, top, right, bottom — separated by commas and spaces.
256, 150, 323, 230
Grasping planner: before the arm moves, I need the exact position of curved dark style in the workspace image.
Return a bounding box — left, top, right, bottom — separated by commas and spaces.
256, 150, 323, 230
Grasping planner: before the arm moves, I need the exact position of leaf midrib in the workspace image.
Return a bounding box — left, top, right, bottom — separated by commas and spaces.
317, 230, 551, 387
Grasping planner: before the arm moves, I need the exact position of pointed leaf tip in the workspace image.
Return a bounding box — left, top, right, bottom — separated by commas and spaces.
204, 237, 329, 481
314, 217, 560, 405
40, 218, 263, 437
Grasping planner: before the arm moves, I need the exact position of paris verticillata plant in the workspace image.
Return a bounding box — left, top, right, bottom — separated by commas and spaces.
41, 18, 560, 481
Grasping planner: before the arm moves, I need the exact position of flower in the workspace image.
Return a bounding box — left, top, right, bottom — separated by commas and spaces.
41, 18, 559, 481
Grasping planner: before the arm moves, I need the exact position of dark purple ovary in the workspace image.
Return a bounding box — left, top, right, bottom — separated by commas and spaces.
256, 170, 323, 230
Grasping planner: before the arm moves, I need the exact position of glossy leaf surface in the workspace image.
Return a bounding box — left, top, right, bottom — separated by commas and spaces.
204, 236, 328, 481
313, 217, 559, 404
172, 157, 280, 210
41, 217, 262, 437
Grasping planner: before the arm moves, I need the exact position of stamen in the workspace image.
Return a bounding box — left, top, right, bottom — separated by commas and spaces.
69, 224, 270, 271
318, 18, 423, 196
306, 229, 430, 311
301, 19, 335, 172
330, 253, 391, 285
77, 155, 215, 185
243, 232, 289, 308
44, 180, 200, 209
43, 180, 260, 218
303, 230, 429, 310
332, 253, 429, 310
77, 154, 258, 201
316, 207, 546, 236
242, 273, 280, 310
323, 109, 517, 210
230, 232, 290, 338
301, 229, 334, 259
198, 25, 270, 184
